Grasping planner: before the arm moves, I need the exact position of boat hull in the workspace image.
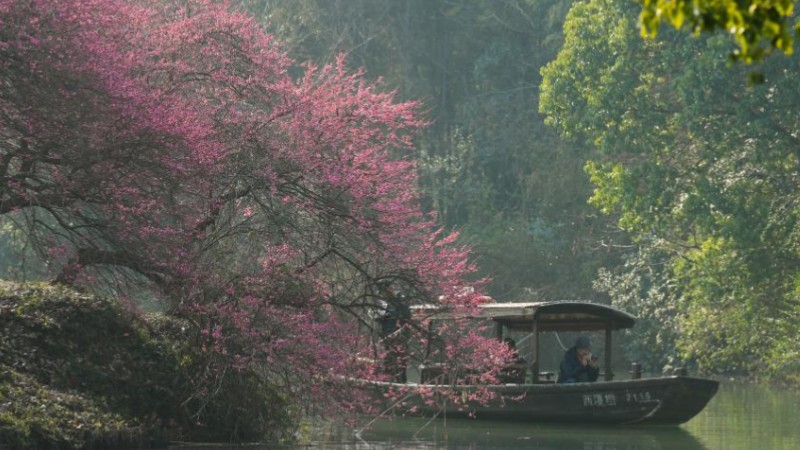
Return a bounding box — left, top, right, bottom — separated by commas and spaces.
371, 376, 718, 425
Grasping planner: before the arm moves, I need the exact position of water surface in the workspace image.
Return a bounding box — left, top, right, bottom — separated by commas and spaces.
172, 381, 800, 449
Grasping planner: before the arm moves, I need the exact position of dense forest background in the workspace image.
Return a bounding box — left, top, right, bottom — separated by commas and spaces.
241, 0, 616, 303
2, 0, 798, 384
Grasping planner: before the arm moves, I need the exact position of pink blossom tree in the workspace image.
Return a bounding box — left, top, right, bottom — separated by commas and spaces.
0, 0, 513, 426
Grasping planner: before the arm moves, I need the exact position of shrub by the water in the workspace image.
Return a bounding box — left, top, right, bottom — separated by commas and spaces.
0, 370, 139, 449
0, 281, 293, 449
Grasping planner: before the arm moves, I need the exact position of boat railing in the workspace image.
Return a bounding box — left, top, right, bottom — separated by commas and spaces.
419, 362, 564, 385
418, 363, 455, 384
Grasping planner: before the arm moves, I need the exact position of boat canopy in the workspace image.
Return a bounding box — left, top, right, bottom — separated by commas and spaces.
410, 301, 636, 332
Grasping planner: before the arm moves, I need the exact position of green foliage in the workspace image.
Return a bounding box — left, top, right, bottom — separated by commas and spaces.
585, 161, 624, 216
637, 0, 797, 62
674, 237, 774, 374
542, 0, 800, 382
0, 214, 49, 281
0, 370, 134, 450
593, 248, 683, 373
0, 281, 294, 448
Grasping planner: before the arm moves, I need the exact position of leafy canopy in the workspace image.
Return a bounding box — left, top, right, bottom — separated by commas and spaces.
542, 0, 800, 380
638, 0, 798, 62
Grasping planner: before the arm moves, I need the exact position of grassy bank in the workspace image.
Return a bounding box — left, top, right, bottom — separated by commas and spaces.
0, 281, 292, 449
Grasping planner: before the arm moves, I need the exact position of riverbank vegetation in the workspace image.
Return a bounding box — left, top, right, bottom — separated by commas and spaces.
0, 281, 292, 448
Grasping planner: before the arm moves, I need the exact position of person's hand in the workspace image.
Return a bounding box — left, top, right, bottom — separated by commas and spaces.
588, 354, 598, 368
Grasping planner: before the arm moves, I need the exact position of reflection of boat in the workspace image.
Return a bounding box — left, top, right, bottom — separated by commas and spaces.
359, 418, 709, 450
366, 301, 719, 425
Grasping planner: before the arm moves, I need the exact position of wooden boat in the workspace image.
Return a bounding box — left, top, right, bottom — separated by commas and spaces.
366, 301, 719, 425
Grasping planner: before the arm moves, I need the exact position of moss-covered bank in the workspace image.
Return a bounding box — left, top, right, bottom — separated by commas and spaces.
0, 281, 292, 449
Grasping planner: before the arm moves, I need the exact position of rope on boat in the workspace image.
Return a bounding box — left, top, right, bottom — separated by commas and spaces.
554, 331, 569, 351
412, 400, 445, 440
515, 332, 533, 348
354, 372, 449, 441
354, 390, 417, 441
623, 399, 663, 425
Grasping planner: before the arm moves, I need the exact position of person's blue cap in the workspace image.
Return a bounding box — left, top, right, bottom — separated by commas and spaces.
576, 336, 591, 349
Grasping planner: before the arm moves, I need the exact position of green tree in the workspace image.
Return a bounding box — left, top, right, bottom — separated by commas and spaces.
542, 0, 800, 380
637, 0, 798, 62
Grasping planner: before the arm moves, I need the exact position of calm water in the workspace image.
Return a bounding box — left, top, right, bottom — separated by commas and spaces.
173, 381, 800, 450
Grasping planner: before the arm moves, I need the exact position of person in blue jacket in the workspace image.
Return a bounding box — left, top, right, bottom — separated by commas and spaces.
557, 336, 600, 383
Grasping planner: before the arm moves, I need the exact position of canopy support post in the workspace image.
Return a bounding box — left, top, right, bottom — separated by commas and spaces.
604, 326, 614, 381
531, 320, 539, 383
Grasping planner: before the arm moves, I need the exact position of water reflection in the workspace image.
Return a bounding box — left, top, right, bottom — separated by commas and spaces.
342, 418, 708, 450
174, 420, 706, 450
684, 381, 800, 450
172, 382, 800, 450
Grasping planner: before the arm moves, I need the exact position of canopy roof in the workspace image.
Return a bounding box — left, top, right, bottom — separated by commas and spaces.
411, 301, 636, 332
